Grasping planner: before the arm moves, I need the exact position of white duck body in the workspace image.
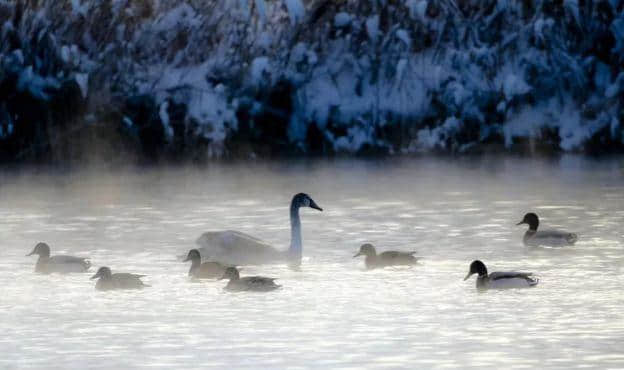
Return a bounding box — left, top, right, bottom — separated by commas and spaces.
197, 193, 322, 266
465, 260, 539, 291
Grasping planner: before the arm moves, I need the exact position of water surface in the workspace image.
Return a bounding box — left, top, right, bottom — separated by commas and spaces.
1, 156, 623, 369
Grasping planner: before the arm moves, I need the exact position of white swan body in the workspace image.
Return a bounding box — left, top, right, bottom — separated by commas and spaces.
197, 193, 322, 266
464, 260, 539, 291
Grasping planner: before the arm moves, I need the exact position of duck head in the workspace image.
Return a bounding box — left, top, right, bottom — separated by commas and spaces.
354, 243, 377, 258
464, 260, 488, 280
91, 266, 112, 280
183, 249, 201, 263
517, 213, 539, 231
219, 267, 240, 280
292, 193, 323, 211
26, 242, 51, 258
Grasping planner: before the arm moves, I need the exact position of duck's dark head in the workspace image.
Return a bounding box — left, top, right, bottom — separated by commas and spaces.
354, 243, 376, 258
183, 249, 201, 263
292, 193, 322, 212
26, 242, 51, 258
464, 260, 488, 280
517, 213, 539, 231
90, 266, 112, 280
219, 267, 240, 280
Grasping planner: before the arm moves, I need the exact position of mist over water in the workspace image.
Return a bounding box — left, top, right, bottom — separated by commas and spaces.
1, 156, 624, 369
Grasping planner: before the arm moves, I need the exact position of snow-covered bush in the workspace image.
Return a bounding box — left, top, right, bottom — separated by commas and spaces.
0, 0, 622, 162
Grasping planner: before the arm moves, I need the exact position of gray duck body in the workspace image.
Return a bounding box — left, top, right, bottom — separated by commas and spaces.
517, 213, 578, 247
91, 267, 148, 291
184, 249, 228, 279
220, 267, 280, 292
354, 244, 421, 269
464, 260, 539, 291
27, 242, 90, 274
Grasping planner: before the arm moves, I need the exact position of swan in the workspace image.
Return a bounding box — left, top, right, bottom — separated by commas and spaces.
90, 267, 149, 291
517, 213, 578, 247
183, 249, 228, 279
353, 243, 421, 269
196, 193, 322, 266
219, 267, 280, 292
26, 242, 91, 274
464, 260, 539, 291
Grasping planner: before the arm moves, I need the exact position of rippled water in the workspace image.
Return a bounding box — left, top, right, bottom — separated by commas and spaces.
1, 156, 624, 369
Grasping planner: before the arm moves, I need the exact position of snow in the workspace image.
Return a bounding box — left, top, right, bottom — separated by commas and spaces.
366, 16, 380, 41
284, 0, 305, 25
74, 73, 88, 98
334, 13, 351, 28
250, 57, 270, 85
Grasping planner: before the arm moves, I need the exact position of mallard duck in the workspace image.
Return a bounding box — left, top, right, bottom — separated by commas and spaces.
464, 260, 539, 290
517, 213, 578, 247
183, 249, 228, 279
196, 193, 322, 267
26, 242, 90, 274
219, 267, 280, 292
353, 243, 421, 269
90, 267, 149, 291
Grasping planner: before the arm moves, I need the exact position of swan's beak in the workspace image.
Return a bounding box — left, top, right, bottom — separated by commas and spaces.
463, 272, 474, 281
90, 272, 100, 280
353, 252, 362, 258
309, 200, 322, 211
516, 220, 526, 226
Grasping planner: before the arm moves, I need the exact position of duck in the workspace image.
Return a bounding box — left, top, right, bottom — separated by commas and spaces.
196, 193, 322, 267
26, 242, 91, 274
353, 243, 421, 269
183, 249, 228, 279
517, 212, 578, 247
90, 267, 149, 291
219, 267, 280, 292
464, 260, 538, 291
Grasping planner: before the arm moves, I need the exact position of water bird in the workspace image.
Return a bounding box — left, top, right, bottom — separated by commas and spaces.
183, 249, 228, 279
26, 242, 91, 274
464, 260, 539, 290
219, 267, 281, 292
90, 267, 149, 291
196, 193, 322, 267
353, 243, 421, 269
517, 212, 578, 247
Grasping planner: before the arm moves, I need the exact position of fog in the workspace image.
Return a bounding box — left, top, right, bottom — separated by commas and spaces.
2, 156, 624, 368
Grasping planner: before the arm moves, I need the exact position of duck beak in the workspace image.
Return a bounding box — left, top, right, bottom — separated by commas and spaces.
182, 256, 190, 262
26, 249, 35, 256
516, 220, 526, 226
90, 272, 100, 280
463, 272, 474, 281
309, 200, 323, 211
353, 252, 362, 258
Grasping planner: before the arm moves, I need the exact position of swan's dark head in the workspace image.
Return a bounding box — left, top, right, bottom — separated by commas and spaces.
292, 193, 322, 211
517, 212, 539, 231
183, 249, 201, 262
26, 242, 51, 258
91, 266, 112, 280
220, 267, 240, 280
464, 260, 488, 280
354, 243, 377, 258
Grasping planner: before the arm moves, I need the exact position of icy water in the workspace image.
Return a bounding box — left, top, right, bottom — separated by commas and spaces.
1, 156, 624, 369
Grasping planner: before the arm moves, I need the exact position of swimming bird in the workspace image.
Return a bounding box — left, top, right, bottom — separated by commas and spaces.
517, 212, 578, 247
90, 267, 149, 291
353, 243, 421, 269
219, 267, 280, 292
464, 260, 538, 291
196, 193, 322, 267
183, 249, 228, 279
26, 242, 91, 274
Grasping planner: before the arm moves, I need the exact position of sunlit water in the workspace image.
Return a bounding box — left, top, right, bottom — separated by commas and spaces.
1, 156, 624, 369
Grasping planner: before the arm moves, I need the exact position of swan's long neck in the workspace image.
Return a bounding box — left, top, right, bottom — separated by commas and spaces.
288, 203, 302, 264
